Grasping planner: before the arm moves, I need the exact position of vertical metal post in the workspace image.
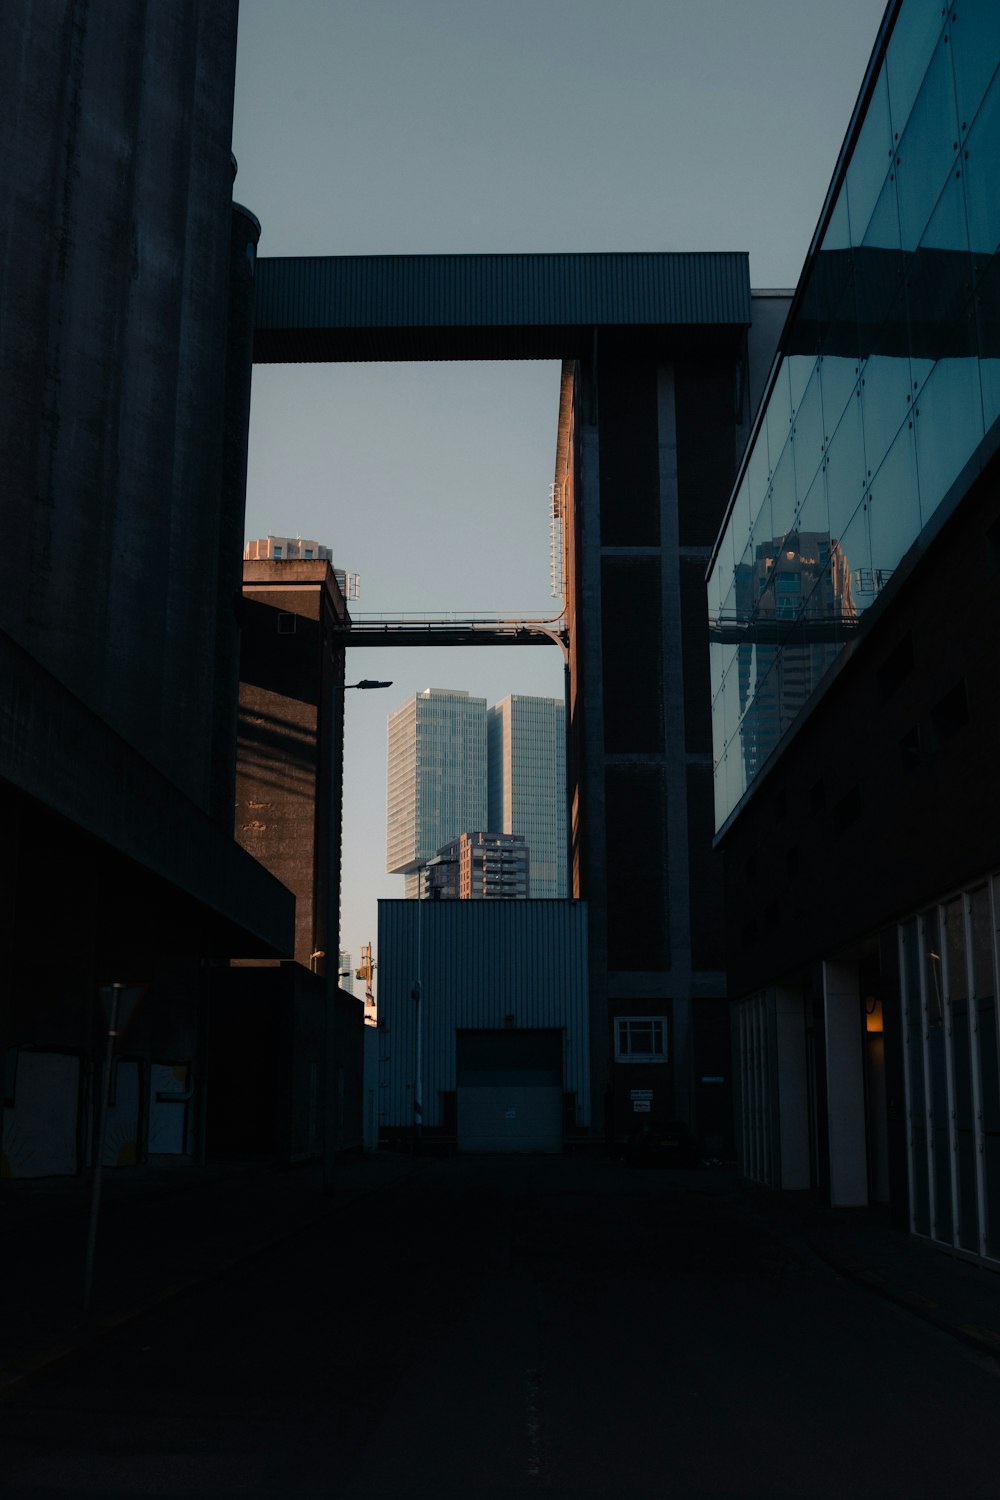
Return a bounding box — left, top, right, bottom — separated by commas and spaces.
84, 982, 121, 1310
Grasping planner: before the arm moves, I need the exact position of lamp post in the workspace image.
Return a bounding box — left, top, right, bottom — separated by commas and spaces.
323, 676, 392, 1193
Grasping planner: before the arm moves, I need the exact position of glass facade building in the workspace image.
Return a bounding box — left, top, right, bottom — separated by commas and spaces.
487, 695, 567, 899
708, 0, 1000, 830
385, 689, 488, 885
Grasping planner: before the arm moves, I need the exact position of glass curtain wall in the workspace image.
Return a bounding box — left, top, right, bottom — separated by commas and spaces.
899, 873, 1000, 1263
709, 0, 1000, 828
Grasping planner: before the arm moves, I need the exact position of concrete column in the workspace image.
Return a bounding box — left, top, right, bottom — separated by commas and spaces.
775, 985, 810, 1190
575, 359, 610, 1137
823, 959, 868, 1206
657, 363, 693, 1126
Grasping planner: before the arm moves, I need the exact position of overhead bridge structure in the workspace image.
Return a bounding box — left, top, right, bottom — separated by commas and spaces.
331, 616, 568, 652
251, 246, 769, 1151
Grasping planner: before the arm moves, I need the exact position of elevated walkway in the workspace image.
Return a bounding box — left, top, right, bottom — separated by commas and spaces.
334, 613, 568, 652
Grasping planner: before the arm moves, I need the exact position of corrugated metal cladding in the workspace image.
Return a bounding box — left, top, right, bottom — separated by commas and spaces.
255, 252, 751, 336
376, 900, 590, 1130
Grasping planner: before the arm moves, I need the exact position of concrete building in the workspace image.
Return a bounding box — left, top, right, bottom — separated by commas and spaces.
376, 900, 589, 1153
556, 293, 787, 1152
386, 690, 488, 898
245, 535, 360, 601
0, 1, 293, 1179
487, 695, 567, 898
708, 0, 1000, 1266
208, 557, 365, 1162
423, 833, 530, 901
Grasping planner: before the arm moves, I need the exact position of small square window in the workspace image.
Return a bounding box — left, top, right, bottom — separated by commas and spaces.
273, 546, 282, 559
615, 1016, 668, 1063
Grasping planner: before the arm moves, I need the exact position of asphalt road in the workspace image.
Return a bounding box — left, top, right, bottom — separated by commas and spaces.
5, 1155, 1000, 1498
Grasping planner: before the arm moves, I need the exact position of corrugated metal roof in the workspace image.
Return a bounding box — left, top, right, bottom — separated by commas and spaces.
253, 252, 751, 362
376, 899, 590, 1129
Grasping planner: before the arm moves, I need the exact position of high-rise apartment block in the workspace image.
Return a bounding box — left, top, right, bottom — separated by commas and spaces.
423, 832, 530, 901
386, 690, 488, 898
386, 690, 565, 900
488, 696, 566, 898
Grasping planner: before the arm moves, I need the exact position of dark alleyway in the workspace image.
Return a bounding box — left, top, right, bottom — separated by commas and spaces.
4, 1154, 1000, 1498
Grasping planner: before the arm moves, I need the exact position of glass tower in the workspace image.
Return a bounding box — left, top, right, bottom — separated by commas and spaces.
386, 690, 488, 893
487, 695, 567, 899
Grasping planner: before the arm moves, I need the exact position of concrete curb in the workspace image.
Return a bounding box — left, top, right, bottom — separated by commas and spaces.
806, 1239, 1000, 1367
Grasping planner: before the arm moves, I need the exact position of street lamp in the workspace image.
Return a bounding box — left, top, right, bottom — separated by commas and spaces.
344, 679, 393, 690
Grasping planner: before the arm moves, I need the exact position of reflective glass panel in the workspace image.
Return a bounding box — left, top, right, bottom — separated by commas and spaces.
846, 64, 894, 246
861, 354, 912, 479
787, 354, 814, 416
730, 474, 752, 562
795, 470, 830, 614
769, 440, 797, 553
950, 3, 1000, 139
707, 555, 723, 624
724, 737, 744, 823
713, 760, 726, 830
838, 497, 872, 617
963, 73, 1000, 256
747, 432, 771, 536
886, 2, 947, 143
721, 656, 742, 762
914, 354, 984, 511
735, 537, 754, 621
895, 34, 960, 252
866, 422, 921, 584
860, 158, 902, 256
820, 352, 861, 442
748, 494, 775, 590
791, 364, 825, 499
825, 386, 866, 538
765, 361, 792, 477
824, 182, 852, 252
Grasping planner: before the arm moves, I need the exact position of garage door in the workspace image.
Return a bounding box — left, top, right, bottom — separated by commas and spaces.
456, 1030, 563, 1154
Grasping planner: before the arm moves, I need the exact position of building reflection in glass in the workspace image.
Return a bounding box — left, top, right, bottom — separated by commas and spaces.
734, 531, 856, 782
708, 0, 1000, 829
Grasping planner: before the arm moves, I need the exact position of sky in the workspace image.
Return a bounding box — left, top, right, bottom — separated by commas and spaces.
232, 0, 888, 978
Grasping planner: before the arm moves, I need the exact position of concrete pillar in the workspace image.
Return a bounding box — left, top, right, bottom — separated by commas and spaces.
775, 986, 810, 1190
823, 959, 868, 1206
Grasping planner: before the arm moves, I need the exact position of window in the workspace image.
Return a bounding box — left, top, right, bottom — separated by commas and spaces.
615, 1016, 668, 1063
305, 549, 313, 559
273, 546, 282, 559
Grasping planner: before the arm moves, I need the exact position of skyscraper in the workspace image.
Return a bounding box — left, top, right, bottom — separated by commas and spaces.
488, 695, 566, 898
386, 689, 487, 897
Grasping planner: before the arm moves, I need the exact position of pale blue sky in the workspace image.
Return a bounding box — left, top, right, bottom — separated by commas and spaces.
232, 0, 887, 972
